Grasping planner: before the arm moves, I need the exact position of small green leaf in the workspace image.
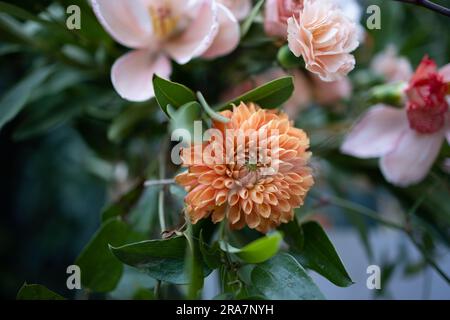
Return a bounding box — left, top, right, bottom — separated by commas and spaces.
153, 75, 196, 117
17, 283, 65, 300
0, 65, 54, 130
169, 101, 202, 144
293, 221, 353, 287
220, 231, 282, 264
251, 253, 324, 300
241, 0, 265, 37
218, 76, 294, 110
111, 236, 210, 284
76, 218, 138, 292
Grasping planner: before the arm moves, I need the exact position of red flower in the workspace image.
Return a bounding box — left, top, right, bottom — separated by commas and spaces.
405, 56, 449, 134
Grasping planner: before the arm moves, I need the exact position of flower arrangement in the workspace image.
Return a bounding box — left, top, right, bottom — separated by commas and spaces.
1, 0, 449, 300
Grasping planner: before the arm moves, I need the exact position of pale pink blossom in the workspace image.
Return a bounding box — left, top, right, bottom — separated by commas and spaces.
341, 57, 450, 187
218, 0, 251, 20
287, 0, 359, 82
371, 46, 413, 83
91, 0, 240, 101
264, 0, 362, 39
311, 74, 352, 105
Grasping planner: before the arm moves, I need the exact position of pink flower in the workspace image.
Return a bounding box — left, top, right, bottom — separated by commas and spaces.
311, 74, 352, 105
218, 0, 251, 20
287, 0, 359, 81
92, 0, 240, 101
371, 46, 413, 83
264, 0, 362, 39
341, 56, 450, 186
264, 0, 304, 38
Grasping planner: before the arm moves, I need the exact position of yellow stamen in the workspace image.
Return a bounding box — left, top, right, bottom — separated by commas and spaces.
149, 6, 179, 40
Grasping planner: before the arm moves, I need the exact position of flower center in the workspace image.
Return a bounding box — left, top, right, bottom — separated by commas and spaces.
149, 5, 179, 40
406, 73, 448, 134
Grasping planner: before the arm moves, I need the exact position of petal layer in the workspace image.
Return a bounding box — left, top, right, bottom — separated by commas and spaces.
380, 129, 444, 186
111, 50, 172, 101
341, 105, 407, 158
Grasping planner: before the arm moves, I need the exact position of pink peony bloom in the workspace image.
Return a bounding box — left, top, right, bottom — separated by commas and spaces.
371, 46, 413, 83
341, 56, 450, 187
287, 0, 359, 82
218, 0, 251, 20
264, 0, 362, 39
91, 0, 240, 101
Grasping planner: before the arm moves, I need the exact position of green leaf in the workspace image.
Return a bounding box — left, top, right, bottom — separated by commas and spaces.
111, 236, 210, 284
76, 218, 138, 292
279, 216, 304, 251
220, 231, 282, 263
13, 95, 81, 141
251, 253, 324, 300
241, 0, 265, 37
17, 283, 65, 300
218, 76, 294, 110
153, 75, 196, 117
0, 65, 54, 130
293, 221, 353, 287
169, 101, 202, 144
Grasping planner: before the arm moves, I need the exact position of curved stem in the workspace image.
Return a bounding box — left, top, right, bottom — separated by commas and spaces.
393, 0, 450, 17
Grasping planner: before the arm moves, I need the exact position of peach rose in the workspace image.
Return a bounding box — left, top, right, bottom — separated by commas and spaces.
287, 0, 359, 81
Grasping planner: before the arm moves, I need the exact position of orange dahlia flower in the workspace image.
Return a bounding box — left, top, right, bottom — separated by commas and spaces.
175, 102, 314, 233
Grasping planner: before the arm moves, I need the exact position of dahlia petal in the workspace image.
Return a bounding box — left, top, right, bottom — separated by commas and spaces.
380, 129, 445, 186
341, 104, 408, 158
202, 4, 239, 59
212, 205, 226, 223
228, 205, 241, 224
91, 0, 152, 48
165, 0, 219, 64
111, 50, 171, 101
245, 212, 261, 229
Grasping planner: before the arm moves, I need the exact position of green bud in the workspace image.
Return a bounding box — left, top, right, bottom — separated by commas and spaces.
277, 45, 303, 69
368, 82, 407, 106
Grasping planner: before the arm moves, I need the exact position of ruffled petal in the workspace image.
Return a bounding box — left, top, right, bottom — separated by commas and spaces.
91, 0, 153, 48
111, 50, 172, 101
341, 104, 407, 158
380, 129, 444, 186
202, 4, 240, 59
165, 0, 219, 64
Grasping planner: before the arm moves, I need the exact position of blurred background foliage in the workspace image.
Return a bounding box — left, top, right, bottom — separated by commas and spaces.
0, 0, 449, 299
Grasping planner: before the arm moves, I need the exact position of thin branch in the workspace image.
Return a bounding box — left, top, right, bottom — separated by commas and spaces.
144, 179, 175, 187
393, 0, 450, 17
